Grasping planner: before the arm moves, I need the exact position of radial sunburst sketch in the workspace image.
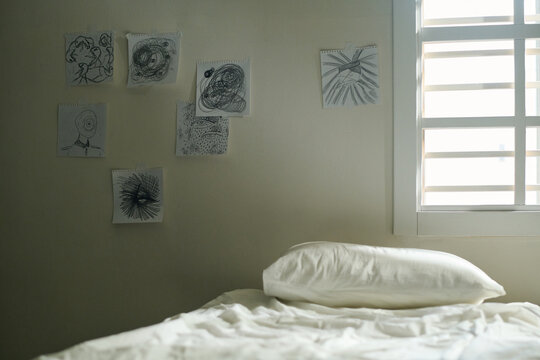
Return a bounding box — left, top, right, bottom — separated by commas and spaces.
112, 168, 163, 223
320, 46, 380, 108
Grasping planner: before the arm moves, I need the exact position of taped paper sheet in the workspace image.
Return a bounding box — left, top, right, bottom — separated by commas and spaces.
112, 168, 164, 223
176, 101, 229, 156
127, 33, 181, 87
57, 103, 106, 157
65, 31, 114, 86
320, 45, 380, 108
196, 59, 250, 117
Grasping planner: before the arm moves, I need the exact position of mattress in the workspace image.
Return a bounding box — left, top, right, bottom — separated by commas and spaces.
37, 289, 540, 360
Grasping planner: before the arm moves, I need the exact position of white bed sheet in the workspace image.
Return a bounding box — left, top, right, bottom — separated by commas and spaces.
38, 289, 540, 360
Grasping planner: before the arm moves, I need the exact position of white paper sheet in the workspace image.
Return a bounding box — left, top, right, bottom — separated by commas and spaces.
176, 101, 229, 156
321, 45, 380, 108
65, 31, 114, 86
127, 33, 181, 87
112, 168, 163, 224
57, 104, 106, 157
36, 289, 540, 360
196, 59, 250, 117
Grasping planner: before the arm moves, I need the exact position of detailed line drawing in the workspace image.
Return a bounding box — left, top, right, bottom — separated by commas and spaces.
65, 32, 114, 86
61, 110, 101, 155
112, 168, 163, 224
199, 64, 246, 112
119, 173, 160, 220
196, 60, 250, 117
130, 38, 174, 82
57, 104, 106, 157
320, 46, 380, 108
176, 101, 229, 156
127, 33, 180, 86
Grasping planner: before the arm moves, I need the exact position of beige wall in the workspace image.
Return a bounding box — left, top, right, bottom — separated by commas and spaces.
1, 1, 539, 359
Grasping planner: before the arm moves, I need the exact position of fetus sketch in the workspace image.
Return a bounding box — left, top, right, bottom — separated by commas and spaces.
65, 32, 114, 86
127, 33, 180, 86
112, 168, 163, 224
57, 104, 106, 157
176, 101, 229, 156
196, 60, 250, 117
320, 46, 380, 108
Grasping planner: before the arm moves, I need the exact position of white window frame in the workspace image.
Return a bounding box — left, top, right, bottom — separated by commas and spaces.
393, 0, 540, 236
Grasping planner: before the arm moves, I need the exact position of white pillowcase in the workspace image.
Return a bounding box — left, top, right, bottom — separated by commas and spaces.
263, 242, 505, 309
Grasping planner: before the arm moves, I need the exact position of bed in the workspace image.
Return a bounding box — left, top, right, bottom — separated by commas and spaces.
37, 242, 540, 360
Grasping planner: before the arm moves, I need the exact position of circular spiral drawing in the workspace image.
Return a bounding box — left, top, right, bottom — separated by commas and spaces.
118, 173, 161, 221
199, 63, 246, 113
130, 37, 175, 83
74, 110, 98, 138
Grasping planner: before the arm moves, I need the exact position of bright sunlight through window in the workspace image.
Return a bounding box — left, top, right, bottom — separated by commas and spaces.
421, 0, 540, 208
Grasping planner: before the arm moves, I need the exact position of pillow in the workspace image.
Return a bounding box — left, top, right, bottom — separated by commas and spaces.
262, 242, 505, 309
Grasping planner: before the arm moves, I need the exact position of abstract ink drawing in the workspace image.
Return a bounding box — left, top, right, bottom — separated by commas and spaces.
131, 38, 174, 82
112, 168, 163, 224
57, 104, 106, 157
119, 173, 160, 220
176, 101, 229, 156
199, 64, 246, 113
320, 46, 380, 108
65, 32, 114, 86
127, 33, 181, 87
196, 59, 250, 117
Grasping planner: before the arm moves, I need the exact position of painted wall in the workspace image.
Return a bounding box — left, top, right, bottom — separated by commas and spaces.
1, 1, 539, 359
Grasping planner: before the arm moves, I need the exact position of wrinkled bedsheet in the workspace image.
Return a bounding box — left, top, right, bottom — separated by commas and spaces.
38, 289, 540, 360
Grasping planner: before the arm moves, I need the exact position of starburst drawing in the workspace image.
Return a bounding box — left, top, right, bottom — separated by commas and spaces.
112, 168, 163, 223
321, 46, 380, 108
119, 173, 161, 221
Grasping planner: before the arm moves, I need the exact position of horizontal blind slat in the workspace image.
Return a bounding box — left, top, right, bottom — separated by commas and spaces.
424, 16, 513, 27
424, 83, 513, 91
425, 151, 514, 158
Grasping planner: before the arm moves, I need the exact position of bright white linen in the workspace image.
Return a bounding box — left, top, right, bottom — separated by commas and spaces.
263, 242, 506, 308
38, 289, 540, 360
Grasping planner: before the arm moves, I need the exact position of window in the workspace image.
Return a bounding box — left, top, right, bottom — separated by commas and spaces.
393, 0, 540, 235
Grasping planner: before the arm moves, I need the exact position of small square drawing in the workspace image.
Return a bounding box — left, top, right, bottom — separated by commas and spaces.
196, 59, 250, 117
320, 45, 380, 108
127, 33, 181, 87
112, 168, 164, 224
57, 104, 106, 157
65, 31, 114, 86
176, 101, 229, 156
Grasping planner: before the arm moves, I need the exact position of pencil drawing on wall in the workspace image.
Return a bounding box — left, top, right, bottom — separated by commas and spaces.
57, 103, 106, 157
320, 45, 380, 108
112, 168, 164, 224
127, 33, 181, 87
65, 31, 114, 86
176, 101, 229, 156
196, 59, 250, 117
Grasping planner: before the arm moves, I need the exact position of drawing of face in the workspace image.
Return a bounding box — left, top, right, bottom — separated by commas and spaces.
75, 110, 98, 138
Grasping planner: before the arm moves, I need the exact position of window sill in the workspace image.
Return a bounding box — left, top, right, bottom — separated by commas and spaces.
417, 211, 540, 236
